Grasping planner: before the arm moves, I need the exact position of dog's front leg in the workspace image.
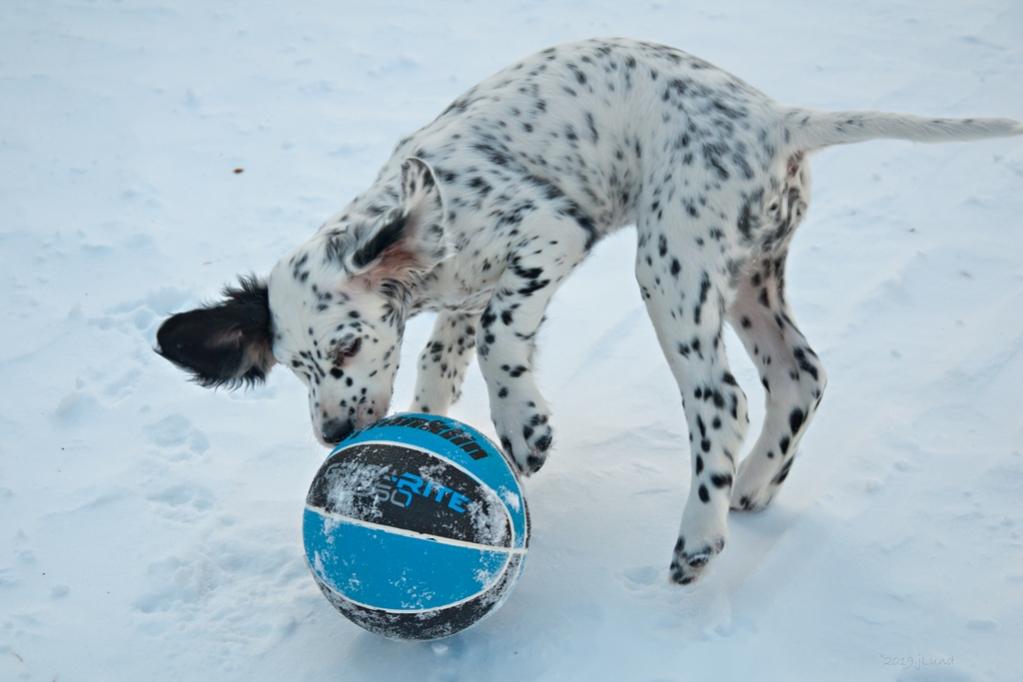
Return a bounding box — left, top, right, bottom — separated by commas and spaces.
476, 209, 589, 475
410, 310, 479, 415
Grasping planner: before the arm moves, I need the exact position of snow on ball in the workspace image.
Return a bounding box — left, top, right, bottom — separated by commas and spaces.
302, 413, 529, 640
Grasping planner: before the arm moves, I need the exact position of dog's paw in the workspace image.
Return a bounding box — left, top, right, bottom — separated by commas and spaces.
730, 488, 776, 513
730, 454, 783, 512
410, 377, 457, 416
669, 505, 729, 585
409, 398, 446, 416
491, 395, 553, 476
668, 535, 726, 585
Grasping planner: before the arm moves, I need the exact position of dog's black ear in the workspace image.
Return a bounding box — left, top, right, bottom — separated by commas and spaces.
350, 157, 450, 274
156, 276, 275, 388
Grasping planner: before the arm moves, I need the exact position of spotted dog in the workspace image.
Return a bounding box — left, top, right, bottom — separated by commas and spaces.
157, 38, 1021, 585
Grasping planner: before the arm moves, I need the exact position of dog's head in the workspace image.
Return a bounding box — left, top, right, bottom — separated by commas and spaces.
156, 158, 449, 445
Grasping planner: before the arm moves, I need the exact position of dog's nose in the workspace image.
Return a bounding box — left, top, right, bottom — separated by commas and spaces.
321, 419, 354, 445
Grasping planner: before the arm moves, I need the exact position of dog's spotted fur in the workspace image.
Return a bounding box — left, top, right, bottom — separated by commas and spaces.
158, 39, 1021, 585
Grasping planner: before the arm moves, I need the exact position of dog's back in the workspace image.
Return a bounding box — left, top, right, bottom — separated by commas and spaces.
359, 38, 784, 236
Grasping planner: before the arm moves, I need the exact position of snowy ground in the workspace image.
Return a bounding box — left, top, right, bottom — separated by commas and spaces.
2, 1, 1022, 680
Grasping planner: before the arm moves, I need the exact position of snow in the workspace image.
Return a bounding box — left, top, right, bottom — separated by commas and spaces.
1, 1, 1021, 680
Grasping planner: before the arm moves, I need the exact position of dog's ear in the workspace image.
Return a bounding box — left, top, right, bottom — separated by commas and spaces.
350, 157, 450, 275
156, 276, 276, 388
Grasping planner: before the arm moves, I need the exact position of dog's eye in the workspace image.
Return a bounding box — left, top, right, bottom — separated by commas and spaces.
334, 337, 362, 365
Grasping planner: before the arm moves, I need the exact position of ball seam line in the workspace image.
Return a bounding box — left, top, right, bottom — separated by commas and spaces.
305, 504, 528, 555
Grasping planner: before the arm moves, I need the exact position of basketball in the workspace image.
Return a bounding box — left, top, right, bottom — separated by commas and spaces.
302, 413, 529, 640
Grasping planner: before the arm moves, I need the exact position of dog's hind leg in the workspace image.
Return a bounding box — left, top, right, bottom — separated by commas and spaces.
727, 255, 827, 511
635, 213, 749, 585
410, 310, 479, 415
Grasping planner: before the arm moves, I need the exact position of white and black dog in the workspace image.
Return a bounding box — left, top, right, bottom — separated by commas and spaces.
157, 38, 1020, 585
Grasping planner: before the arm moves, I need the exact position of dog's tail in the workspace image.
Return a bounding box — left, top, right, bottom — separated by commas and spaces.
784, 108, 1023, 151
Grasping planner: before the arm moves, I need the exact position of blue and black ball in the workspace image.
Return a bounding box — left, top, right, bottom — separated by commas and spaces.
303, 413, 529, 640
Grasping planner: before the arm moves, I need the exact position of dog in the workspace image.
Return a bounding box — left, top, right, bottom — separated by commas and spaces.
156, 38, 1021, 585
